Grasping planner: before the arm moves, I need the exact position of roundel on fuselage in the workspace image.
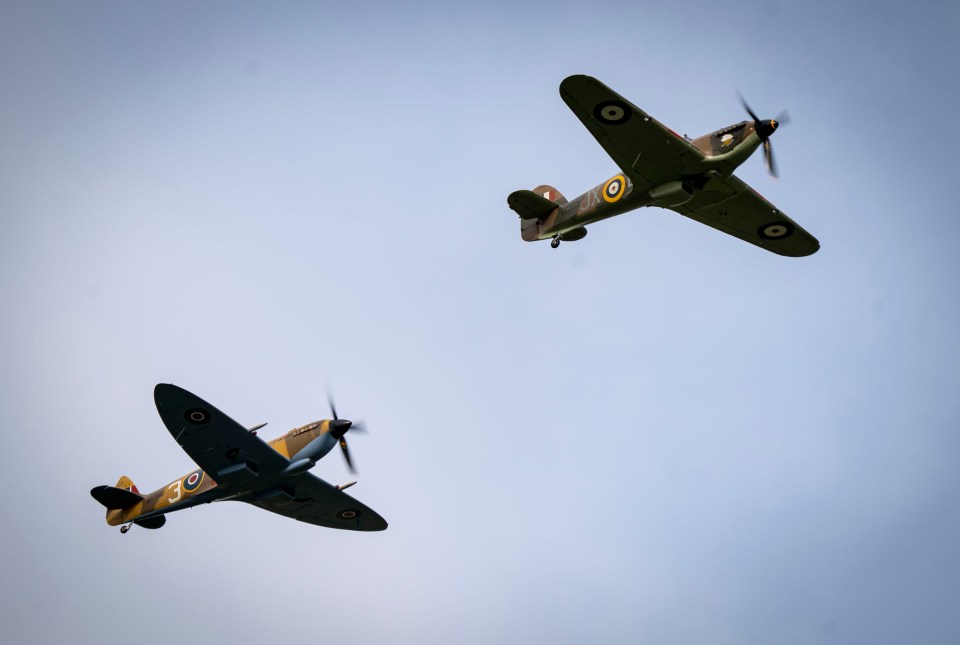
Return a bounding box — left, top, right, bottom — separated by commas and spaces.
183, 469, 204, 492
603, 175, 627, 203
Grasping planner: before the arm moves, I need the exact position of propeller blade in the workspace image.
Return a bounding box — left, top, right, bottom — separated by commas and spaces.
738, 92, 761, 124
324, 388, 364, 471
339, 437, 355, 473
764, 140, 779, 178
740, 92, 787, 176
326, 391, 339, 421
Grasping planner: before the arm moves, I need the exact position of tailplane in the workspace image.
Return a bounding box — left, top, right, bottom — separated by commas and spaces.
508, 185, 566, 241
90, 475, 143, 510
91, 476, 167, 532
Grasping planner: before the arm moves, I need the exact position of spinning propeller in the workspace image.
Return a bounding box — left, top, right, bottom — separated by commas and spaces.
739, 93, 790, 178
326, 392, 367, 473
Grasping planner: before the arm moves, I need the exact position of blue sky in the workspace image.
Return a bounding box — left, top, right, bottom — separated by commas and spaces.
1, 1, 958, 643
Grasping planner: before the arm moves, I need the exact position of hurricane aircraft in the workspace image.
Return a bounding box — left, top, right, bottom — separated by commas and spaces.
508, 74, 819, 256
90, 384, 387, 533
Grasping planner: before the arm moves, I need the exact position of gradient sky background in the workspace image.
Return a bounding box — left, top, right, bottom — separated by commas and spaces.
2, 1, 958, 643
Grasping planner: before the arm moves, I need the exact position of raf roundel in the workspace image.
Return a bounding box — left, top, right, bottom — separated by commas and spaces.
184, 408, 210, 425
337, 509, 361, 520
183, 469, 204, 492
593, 100, 632, 125
603, 175, 627, 203
757, 221, 795, 240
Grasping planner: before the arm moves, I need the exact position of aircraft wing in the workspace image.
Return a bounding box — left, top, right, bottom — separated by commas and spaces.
154, 383, 289, 482
559, 74, 705, 190
246, 473, 388, 531
667, 174, 820, 257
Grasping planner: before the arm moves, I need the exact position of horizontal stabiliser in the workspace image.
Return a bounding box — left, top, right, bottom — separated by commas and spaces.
508, 190, 560, 221
90, 485, 143, 510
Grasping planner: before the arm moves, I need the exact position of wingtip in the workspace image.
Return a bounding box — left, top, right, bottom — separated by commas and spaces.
559, 73, 594, 92
154, 383, 172, 405
362, 513, 389, 532
154, 382, 190, 398
784, 240, 820, 258
797, 237, 821, 257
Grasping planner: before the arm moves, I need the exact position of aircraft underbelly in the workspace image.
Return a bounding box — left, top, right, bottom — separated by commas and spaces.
635, 155, 689, 187
543, 195, 648, 237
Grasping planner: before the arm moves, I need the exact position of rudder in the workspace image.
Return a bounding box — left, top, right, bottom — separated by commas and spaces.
532, 185, 567, 206
114, 475, 139, 494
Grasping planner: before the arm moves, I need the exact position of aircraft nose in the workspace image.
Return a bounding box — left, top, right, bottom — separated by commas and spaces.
330, 418, 353, 438
756, 119, 778, 140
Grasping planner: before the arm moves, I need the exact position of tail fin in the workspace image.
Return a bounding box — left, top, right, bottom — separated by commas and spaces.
90, 475, 144, 511
532, 185, 567, 206
508, 185, 566, 242
115, 475, 139, 494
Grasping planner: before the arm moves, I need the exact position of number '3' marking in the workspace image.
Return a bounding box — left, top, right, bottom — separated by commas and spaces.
167, 480, 182, 504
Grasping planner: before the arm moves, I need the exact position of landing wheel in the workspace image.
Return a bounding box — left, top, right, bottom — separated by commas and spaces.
550, 237, 561, 249
120, 524, 130, 534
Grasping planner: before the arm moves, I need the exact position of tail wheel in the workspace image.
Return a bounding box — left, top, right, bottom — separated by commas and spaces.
550, 237, 561, 249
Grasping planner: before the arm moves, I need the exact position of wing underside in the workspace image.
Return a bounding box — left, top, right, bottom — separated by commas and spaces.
246, 473, 388, 531
669, 175, 819, 257
154, 384, 289, 483
559, 74, 704, 190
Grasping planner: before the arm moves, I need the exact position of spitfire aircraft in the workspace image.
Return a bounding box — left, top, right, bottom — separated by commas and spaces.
90, 384, 387, 533
508, 75, 819, 256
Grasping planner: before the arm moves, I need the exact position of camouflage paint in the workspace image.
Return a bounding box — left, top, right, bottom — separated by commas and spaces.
102, 418, 341, 527
510, 75, 818, 257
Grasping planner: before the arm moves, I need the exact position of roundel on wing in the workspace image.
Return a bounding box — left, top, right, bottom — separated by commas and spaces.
603, 175, 627, 203
184, 408, 211, 425
183, 469, 204, 492
593, 100, 632, 125
757, 221, 795, 240
337, 509, 361, 520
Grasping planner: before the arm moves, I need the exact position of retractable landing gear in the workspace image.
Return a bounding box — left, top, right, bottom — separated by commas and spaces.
120, 523, 132, 534
550, 236, 561, 249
